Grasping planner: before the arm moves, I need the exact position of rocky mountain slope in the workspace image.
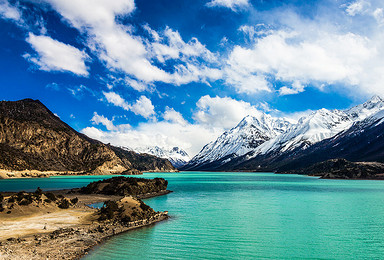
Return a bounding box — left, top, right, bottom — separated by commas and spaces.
0, 99, 175, 177
284, 159, 384, 179
133, 146, 190, 168
182, 96, 384, 172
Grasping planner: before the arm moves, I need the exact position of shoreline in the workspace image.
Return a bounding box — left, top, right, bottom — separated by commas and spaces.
0, 169, 179, 180
0, 190, 171, 259
79, 212, 169, 259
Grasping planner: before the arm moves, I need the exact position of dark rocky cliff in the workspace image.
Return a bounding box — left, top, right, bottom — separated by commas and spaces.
0, 99, 175, 175
284, 159, 384, 179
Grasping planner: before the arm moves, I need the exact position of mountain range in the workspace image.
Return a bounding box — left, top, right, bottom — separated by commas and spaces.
0, 99, 175, 178
181, 96, 384, 175
123, 146, 190, 168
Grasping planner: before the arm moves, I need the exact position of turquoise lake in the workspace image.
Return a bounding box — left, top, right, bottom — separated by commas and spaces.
2, 172, 384, 259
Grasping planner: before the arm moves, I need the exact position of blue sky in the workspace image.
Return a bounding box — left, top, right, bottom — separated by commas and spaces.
1, 0, 384, 156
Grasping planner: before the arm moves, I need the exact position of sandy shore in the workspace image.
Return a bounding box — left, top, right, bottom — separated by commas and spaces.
0, 191, 170, 259
0, 169, 87, 179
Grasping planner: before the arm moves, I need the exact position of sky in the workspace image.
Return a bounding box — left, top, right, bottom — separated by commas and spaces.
1, 0, 384, 156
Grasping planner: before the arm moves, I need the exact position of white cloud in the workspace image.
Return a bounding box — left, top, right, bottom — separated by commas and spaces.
82, 120, 222, 156
81, 97, 265, 156
103, 91, 130, 110
343, 0, 384, 26
43, 0, 221, 88
91, 112, 116, 131
224, 26, 384, 96
373, 8, 384, 24
44, 0, 170, 83
193, 95, 261, 129
103, 91, 155, 119
345, 0, 370, 16
46, 0, 135, 30
24, 33, 89, 76
151, 27, 217, 63
125, 78, 148, 92
206, 0, 250, 11
163, 107, 187, 125
279, 81, 305, 96
129, 96, 155, 119
0, 0, 21, 21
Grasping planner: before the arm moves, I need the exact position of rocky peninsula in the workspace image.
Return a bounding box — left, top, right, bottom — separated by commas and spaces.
0, 176, 171, 259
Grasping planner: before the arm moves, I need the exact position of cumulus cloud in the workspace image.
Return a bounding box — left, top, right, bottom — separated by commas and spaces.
129, 96, 155, 119
91, 112, 116, 131
81, 121, 222, 156
206, 0, 250, 11
24, 33, 89, 76
150, 27, 217, 64
193, 95, 262, 129
0, 0, 21, 21
81, 96, 266, 156
279, 81, 305, 96
125, 78, 148, 92
41, 0, 221, 89
103, 91, 130, 110
224, 12, 384, 97
41, 0, 170, 83
163, 107, 187, 125
103, 91, 155, 119
225, 30, 371, 92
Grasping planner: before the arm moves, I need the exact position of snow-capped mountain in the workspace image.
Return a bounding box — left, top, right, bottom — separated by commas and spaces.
134, 146, 190, 168
183, 96, 384, 171
273, 107, 384, 171
345, 95, 384, 121
182, 112, 293, 170
254, 108, 353, 155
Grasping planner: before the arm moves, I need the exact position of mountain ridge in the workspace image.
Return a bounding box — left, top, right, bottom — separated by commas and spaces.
182, 96, 384, 173
123, 146, 190, 169
0, 99, 176, 178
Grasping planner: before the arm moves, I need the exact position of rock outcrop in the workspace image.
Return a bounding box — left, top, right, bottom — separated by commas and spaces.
284, 158, 384, 179
0, 99, 175, 176
78, 176, 169, 196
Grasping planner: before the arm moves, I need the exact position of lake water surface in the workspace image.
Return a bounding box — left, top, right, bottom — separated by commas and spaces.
2, 172, 384, 259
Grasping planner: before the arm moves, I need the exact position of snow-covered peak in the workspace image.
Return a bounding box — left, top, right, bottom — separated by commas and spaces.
134, 146, 190, 168
256, 108, 353, 154
345, 95, 384, 121
349, 106, 384, 130
170, 146, 189, 157
186, 112, 293, 167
